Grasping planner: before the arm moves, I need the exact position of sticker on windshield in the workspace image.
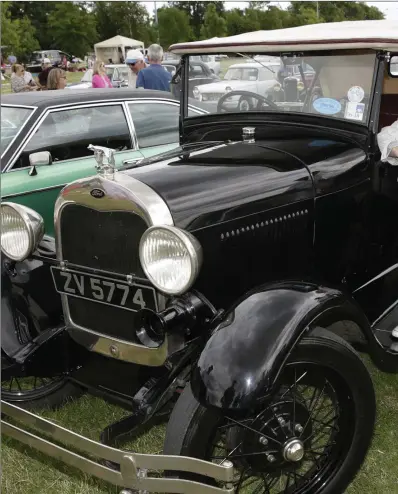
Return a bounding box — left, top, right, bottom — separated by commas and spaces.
312, 98, 342, 115
347, 86, 365, 103
344, 102, 365, 121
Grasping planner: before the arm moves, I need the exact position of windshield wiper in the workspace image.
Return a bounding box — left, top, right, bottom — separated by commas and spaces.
119, 140, 230, 171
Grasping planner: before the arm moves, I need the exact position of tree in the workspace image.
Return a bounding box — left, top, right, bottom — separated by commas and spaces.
94, 2, 154, 47
288, 1, 384, 25
48, 3, 98, 57
169, 2, 224, 39
1, 2, 39, 61
8, 1, 58, 49
157, 7, 192, 49
200, 3, 227, 39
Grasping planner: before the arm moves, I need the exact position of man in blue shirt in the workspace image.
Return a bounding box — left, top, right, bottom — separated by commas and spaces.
136, 44, 172, 92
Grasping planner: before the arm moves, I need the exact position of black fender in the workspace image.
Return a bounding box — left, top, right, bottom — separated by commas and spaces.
191, 281, 374, 411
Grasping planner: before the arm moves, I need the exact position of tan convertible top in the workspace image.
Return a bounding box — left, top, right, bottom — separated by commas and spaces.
170, 20, 398, 54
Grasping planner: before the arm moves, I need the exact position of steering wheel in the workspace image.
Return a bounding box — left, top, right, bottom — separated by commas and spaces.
217, 90, 279, 113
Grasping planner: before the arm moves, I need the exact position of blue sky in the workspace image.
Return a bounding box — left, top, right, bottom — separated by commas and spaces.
140, 1, 398, 20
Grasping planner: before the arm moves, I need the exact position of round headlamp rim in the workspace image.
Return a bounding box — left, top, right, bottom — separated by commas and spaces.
139, 225, 202, 296
1, 202, 44, 261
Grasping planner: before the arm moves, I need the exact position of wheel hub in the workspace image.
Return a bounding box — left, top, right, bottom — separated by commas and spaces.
283, 438, 305, 462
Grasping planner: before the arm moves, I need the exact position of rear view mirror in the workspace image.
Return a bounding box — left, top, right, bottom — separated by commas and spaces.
29, 151, 52, 167
390, 56, 398, 77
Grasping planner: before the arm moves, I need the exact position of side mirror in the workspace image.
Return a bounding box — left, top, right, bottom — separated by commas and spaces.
28, 151, 52, 176
29, 151, 52, 167
389, 56, 398, 77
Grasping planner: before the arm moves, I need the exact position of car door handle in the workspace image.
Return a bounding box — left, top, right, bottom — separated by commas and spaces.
122, 157, 144, 166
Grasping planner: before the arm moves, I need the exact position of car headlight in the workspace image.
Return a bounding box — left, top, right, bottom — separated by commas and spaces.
1, 202, 44, 261
139, 225, 202, 296
193, 87, 200, 99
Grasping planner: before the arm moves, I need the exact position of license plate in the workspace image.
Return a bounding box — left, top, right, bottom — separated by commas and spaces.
51, 267, 158, 312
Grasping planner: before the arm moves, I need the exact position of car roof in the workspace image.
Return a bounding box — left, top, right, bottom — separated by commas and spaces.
170, 20, 398, 54
105, 64, 128, 69
1, 88, 178, 109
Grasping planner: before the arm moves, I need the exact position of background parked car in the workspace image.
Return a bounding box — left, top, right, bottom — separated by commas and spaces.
26, 50, 73, 73
193, 60, 281, 110
66, 64, 130, 89
1, 88, 207, 234
162, 59, 220, 98
190, 54, 221, 75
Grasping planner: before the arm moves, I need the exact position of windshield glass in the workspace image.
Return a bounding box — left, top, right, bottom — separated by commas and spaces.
1, 106, 33, 161
188, 51, 376, 125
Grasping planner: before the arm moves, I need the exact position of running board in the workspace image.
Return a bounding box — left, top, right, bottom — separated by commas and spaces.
1, 401, 234, 494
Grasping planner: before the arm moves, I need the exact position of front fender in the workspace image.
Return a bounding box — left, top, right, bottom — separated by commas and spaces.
191, 282, 372, 411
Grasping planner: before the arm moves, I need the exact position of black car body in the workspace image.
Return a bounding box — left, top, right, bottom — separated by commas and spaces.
162, 59, 220, 97
2, 19, 398, 494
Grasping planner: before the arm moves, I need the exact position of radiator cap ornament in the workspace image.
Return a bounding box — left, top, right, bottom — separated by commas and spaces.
88, 144, 116, 180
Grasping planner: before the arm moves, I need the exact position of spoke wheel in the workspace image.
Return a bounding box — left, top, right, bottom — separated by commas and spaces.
208, 364, 347, 493
164, 329, 376, 494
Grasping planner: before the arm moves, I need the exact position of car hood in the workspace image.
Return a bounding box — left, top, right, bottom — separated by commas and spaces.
195, 80, 256, 93
123, 140, 314, 231
122, 136, 365, 231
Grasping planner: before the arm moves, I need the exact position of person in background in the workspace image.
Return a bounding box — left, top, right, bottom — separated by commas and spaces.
23, 65, 38, 89
11, 64, 37, 93
47, 68, 67, 90
125, 49, 147, 88
92, 60, 113, 88
38, 59, 53, 90
136, 44, 171, 92
378, 118, 398, 166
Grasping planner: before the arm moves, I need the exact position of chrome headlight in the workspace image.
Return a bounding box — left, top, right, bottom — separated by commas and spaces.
193, 87, 200, 99
1, 202, 44, 261
139, 225, 202, 296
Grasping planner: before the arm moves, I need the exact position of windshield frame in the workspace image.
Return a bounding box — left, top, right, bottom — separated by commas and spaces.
181, 50, 379, 128
1, 104, 37, 164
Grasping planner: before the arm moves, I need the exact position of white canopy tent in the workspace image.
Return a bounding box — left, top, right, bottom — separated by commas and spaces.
94, 35, 144, 63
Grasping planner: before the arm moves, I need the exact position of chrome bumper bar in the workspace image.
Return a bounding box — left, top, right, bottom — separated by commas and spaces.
1, 401, 234, 493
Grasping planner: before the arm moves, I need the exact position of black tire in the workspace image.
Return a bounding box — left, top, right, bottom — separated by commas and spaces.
2, 354, 83, 410
164, 328, 376, 494
2, 380, 83, 411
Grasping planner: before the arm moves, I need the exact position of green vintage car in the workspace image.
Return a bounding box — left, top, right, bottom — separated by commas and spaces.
1, 88, 206, 235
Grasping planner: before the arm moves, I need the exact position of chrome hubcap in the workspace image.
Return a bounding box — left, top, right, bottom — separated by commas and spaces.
283, 438, 305, 462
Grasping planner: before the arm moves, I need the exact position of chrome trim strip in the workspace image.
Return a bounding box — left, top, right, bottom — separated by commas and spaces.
1, 105, 38, 161
122, 101, 139, 149
2, 183, 67, 197
1, 401, 234, 493
54, 173, 174, 366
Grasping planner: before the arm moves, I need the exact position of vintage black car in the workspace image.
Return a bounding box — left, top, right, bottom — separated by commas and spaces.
2, 19, 398, 494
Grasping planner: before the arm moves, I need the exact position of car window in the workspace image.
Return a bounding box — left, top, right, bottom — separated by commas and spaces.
258, 68, 278, 81
190, 64, 205, 77
129, 102, 201, 149
1, 106, 34, 164
15, 105, 131, 169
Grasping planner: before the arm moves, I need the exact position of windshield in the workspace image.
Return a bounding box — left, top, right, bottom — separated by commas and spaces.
188, 51, 376, 125
1, 106, 33, 161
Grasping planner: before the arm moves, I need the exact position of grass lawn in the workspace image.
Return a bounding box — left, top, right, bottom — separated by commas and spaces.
2, 356, 398, 494
1, 71, 84, 96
